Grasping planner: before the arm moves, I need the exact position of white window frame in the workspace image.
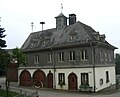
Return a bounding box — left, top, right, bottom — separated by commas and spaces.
100, 51, 104, 61
69, 51, 75, 61
34, 55, 39, 64
108, 53, 111, 62
80, 50, 88, 61
58, 73, 65, 85
58, 52, 64, 62
104, 52, 108, 61
48, 53, 52, 63
81, 73, 89, 85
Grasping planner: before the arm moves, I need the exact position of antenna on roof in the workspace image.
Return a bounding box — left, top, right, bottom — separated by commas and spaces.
61, 3, 63, 13
31, 22, 34, 32
40, 22, 45, 31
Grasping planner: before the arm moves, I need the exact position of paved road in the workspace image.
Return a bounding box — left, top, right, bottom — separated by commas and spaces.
0, 77, 120, 97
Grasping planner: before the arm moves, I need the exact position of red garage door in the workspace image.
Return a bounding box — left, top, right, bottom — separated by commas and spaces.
20, 70, 31, 86
33, 69, 46, 88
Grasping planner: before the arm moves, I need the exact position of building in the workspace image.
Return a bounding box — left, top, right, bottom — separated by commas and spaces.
19, 13, 117, 92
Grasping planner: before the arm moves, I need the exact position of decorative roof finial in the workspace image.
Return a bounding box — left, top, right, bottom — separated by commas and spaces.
61, 3, 63, 13
31, 22, 34, 32
0, 17, 1, 27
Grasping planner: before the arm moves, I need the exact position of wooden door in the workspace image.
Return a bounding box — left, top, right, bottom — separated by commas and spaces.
68, 73, 78, 90
47, 73, 53, 88
20, 70, 31, 86
33, 69, 46, 88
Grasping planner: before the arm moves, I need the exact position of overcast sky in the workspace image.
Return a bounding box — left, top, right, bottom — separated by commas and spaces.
0, 0, 120, 53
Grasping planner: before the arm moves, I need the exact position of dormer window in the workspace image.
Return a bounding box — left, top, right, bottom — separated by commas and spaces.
69, 32, 77, 41
100, 34, 106, 42
42, 36, 49, 45
43, 40, 47, 45
93, 32, 100, 40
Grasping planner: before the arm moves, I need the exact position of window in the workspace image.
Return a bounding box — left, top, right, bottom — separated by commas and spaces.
42, 37, 49, 45
104, 52, 108, 61
43, 40, 47, 45
58, 52, 64, 62
106, 71, 109, 83
100, 79, 103, 85
70, 35, 75, 41
100, 51, 104, 61
108, 53, 111, 62
48, 53, 52, 63
58, 73, 65, 85
69, 51, 75, 61
69, 32, 77, 41
34, 55, 39, 64
80, 50, 88, 61
81, 73, 89, 85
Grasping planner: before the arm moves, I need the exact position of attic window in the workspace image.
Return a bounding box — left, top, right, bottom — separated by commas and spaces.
43, 40, 47, 45
93, 32, 100, 40
69, 32, 77, 41
42, 37, 50, 45
100, 34, 106, 42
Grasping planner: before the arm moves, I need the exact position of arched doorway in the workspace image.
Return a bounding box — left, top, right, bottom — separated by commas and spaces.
47, 73, 53, 88
33, 69, 46, 88
20, 70, 31, 86
68, 72, 78, 90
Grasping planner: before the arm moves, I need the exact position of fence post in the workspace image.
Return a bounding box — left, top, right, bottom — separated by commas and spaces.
36, 90, 39, 97
20, 89, 22, 94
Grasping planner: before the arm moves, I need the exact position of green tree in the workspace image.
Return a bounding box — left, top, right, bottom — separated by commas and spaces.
11, 47, 27, 66
0, 21, 10, 96
0, 24, 7, 75
115, 53, 120, 75
0, 50, 10, 76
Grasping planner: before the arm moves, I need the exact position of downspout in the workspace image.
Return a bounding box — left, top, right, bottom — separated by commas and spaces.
90, 42, 96, 93
51, 47, 56, 89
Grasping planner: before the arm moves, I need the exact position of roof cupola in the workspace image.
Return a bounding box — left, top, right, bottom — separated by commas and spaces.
55, 13, 67, 30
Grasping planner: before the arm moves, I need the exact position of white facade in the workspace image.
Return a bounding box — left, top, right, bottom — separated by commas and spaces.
95, 66, 116, 92
18, 66, 116, 92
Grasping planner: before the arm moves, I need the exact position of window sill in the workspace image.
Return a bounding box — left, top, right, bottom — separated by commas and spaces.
58, 61, 64, 63
81, 59, 87, 61
69, 60, 75, 61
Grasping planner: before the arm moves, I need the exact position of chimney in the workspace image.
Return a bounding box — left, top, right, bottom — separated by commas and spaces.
69, 14, 76, 25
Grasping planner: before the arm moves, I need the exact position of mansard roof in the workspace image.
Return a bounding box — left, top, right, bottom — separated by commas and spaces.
21, 21, 117, 52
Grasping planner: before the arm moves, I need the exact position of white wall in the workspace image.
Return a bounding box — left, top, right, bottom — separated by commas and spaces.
55, 68, 93, 90
95, 66, 116, 92
18, 66, 116, 92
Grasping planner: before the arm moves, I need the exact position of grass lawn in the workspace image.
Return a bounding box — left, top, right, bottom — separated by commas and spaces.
0, 89, 18, 97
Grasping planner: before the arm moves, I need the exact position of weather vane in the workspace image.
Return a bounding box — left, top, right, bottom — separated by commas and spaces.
31, 22, 34, 32
0, 17, 1, 27
61, 4, 63, 13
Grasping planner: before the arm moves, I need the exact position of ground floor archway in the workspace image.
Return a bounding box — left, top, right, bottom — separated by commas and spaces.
20, 70, 31, 86
33, 69, 46, 88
